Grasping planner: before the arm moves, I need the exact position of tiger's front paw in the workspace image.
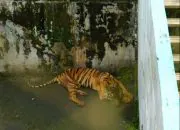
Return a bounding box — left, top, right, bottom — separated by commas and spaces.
99, 94, 106, 101
69, 96, 85, 107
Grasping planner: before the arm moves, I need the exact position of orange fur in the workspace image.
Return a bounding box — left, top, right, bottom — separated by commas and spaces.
31, 67, 133, 106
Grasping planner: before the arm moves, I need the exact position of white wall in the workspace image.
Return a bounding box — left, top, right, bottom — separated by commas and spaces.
138, 0, 179, 130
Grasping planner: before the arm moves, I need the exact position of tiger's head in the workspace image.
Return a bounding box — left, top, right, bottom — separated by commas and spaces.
102, 75, 133, 106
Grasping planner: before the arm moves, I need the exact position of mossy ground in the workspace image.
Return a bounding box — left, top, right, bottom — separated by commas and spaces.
0, 66, 138, 130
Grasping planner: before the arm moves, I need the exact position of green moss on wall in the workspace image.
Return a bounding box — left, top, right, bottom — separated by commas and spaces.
116, 64, 137, 86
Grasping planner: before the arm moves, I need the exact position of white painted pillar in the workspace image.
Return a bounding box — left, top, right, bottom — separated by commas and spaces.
138, 0, 179, 130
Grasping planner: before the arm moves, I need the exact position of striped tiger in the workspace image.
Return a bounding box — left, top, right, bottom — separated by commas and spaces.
30, 67, 133, 106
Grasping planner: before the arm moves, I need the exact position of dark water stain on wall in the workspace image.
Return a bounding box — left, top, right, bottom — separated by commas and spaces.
0, 0, 137, 72
0, 1, 139, 130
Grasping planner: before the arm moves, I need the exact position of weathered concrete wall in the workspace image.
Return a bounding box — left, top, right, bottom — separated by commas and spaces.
138, 0, 179, 130
0, 20, 40, 72
0, 0, 137, 73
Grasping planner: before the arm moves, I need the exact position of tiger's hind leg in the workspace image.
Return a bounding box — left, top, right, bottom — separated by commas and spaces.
56, 75, 85, 106
68, 88, 85, 107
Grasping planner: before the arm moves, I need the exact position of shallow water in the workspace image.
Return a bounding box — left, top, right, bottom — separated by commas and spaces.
0, 72, 137, 130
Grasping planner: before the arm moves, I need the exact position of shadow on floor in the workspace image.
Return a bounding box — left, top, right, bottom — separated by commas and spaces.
0, 79, 66, 130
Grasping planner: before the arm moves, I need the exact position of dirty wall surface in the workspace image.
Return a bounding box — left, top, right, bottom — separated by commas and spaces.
0, 1, 138, 130
0, 0, 137, 73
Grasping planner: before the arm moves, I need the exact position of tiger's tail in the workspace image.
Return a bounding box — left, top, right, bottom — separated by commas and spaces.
31, 77, 58, 88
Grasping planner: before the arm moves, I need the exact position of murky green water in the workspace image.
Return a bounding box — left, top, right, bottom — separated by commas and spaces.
0, 71, 138, 130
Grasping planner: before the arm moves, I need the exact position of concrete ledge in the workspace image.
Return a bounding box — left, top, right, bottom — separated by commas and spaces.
165, 0, 180, 8
168, 18, 180, 27
176, 73, 180, 81
170, 36, 180, 44
173, 54, 180, 62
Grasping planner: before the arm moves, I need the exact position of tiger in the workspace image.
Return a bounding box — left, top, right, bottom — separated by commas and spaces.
30, 67, 133, 107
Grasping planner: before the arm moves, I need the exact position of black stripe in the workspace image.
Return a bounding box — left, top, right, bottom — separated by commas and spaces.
78, 68, 89, 83
76, 68, 80, 74
73, 68, 77, 78
75, 68, 84, 82
77, 68, 85, 77
83, 69, 93, 86
84, 69, 92, 80
86, 69, 96, 86
80, 68, 91, 84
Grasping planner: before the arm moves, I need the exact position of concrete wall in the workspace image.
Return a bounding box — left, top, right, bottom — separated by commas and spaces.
138, 0, 179, 130
0, 1, 137, 73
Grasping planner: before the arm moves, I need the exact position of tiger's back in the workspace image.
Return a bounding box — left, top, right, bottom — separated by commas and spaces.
64, 68, 103, 89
